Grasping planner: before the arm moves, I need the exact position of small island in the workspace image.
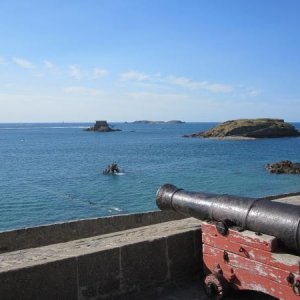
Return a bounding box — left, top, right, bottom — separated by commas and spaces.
132, 120, 185, 124
183, 118, 300, 139
85, 121, 121, 132
103, 162, 121, 175
266, 160, 300, 174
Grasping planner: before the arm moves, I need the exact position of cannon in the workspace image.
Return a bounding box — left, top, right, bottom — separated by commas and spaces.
156, 184, 300, 300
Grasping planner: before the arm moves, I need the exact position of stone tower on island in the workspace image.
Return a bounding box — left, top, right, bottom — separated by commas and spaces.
85, 120, 121, 132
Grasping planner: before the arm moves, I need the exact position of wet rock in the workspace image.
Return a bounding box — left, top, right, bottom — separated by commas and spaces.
266, 160, 300, 174
103, 162, 120, 175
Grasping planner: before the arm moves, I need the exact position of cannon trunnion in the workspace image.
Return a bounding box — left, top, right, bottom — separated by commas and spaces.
156, 184, 300, 300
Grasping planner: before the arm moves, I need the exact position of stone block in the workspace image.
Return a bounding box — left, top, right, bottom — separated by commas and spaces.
78, 248, 120, 299
167, 230, 200, 280
121, 238, 168, 293
0, 258, 77, 300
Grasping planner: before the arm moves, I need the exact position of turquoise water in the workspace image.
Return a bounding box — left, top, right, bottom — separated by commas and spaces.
1, 122, 300, 231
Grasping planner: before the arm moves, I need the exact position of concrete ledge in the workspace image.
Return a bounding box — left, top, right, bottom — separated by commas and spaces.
0, 210, 185, 253
0, 218, 202, 300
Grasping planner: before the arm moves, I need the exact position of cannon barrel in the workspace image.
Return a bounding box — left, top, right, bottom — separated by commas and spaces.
156, 184, 300, 254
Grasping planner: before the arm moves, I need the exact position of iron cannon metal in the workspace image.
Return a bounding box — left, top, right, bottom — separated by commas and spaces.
156, 183, 300, 254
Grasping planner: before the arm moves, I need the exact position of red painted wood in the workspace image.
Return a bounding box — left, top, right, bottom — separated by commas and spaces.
202, 221, 300, 300
202, 221, 277, 251
204, 253, 299, 300
203, 244, 296, 285
202, 222, 300, 274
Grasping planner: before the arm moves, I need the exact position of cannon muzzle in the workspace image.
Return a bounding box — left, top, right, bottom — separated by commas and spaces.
156, 184, 300, 254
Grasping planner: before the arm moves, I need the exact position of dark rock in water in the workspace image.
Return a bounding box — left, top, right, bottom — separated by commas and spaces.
103, 162, 121, 175
266, 160, 300, 174
85, 120, 121, 132
183, 118, 300, 139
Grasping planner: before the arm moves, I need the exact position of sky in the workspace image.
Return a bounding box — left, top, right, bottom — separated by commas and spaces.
1, 0, 300, 122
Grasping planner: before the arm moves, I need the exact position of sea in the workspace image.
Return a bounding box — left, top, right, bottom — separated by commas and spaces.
1, 122, 300, 231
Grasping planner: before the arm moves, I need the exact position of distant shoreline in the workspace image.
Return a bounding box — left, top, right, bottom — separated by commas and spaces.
207, 136, 256, 140
131, 120, 185, 124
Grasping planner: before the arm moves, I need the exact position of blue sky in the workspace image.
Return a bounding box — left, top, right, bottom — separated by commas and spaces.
1, 0, 300, 122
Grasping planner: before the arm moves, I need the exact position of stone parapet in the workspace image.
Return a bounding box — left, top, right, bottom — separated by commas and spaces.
0, 217, 201, 300
0, 211, 185, 253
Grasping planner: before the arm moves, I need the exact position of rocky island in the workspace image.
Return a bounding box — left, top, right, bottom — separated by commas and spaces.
85, 120, 121, 132
266, 160, 300, 174
183, 118, 300, 139
102, 162, 121, 175
132, 120, 185, 124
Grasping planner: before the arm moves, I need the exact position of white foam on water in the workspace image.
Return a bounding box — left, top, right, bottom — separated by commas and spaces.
111, 207, 123, 212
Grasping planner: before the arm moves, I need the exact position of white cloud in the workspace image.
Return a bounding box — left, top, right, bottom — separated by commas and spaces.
206, 83, 233, 93
166, 76, 233, 93
127, 91, 189, 101
12, 57, 35, 69
68, 65, 81, 80
63, 86, 104, 97
235, 85, 262, 98
120, 71, 149, 81
0, 57, 5, 65
120, 70, 264, 96
120, 71, 233, 94
44, 60, 55, 69
94, 68, 108, 78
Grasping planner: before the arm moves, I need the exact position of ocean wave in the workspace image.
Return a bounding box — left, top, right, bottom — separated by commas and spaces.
107, 207, 123, 213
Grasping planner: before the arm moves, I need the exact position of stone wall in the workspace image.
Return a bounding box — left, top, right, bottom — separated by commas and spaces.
0, 216, 202, 300
78, 230, 202, 300
0, 210, 185, 253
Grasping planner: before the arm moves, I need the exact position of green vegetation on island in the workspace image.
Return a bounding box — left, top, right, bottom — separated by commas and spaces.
183, 118, 300, 139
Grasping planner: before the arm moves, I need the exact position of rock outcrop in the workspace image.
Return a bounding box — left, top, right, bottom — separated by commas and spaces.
85, 121, 121, 132
183, 119, 300, 139
103, 162, 120, 175
266, 160, 300, 174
